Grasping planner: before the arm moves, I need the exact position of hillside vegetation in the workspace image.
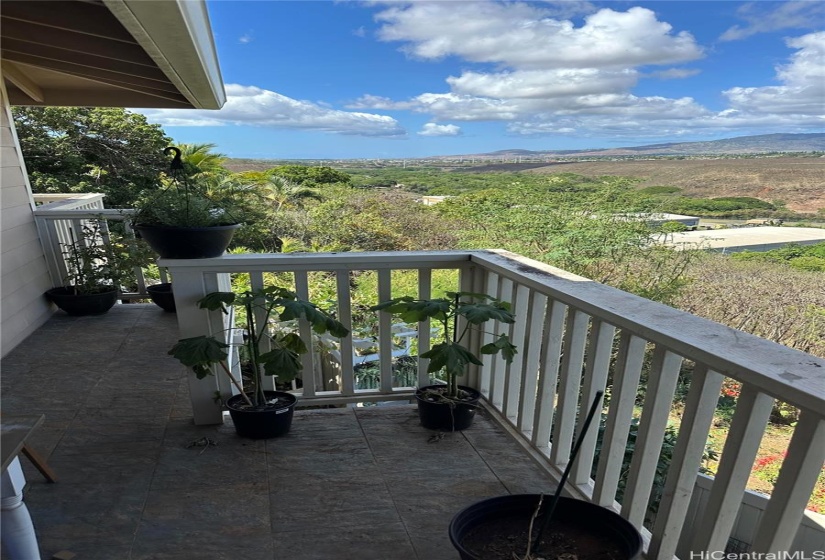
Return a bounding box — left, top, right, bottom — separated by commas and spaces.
522, 157, 825, 213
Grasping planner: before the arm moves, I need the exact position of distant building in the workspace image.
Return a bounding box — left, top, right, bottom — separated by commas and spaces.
615, 212, 701, 229
420, 196, 451, 206
659, 226, 825, 253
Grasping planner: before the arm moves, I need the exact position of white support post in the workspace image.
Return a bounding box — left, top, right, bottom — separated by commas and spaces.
167, 267, 224, 425
336, 269, 355, 396
294, 271, 316, 398
649, 366, 724, 559
377, 269, 393, 393
417, 268, 432, 387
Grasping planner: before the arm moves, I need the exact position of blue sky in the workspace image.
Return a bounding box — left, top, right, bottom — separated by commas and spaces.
139, 1, 825, 159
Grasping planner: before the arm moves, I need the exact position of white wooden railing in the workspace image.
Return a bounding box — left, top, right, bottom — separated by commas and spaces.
32, 195, 164, 298
161, 250, 825, 559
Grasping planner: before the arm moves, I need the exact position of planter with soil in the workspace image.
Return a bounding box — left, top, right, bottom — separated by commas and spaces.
416, 384, 481, 431
46, 287, 118, 316
450, 494, 643, 560
146, 282, 176, 312
226, 390, 297, 439
134, 223, 241, 259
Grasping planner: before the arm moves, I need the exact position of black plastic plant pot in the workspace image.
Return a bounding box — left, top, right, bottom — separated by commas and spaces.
134, 223, 241, 259
46, 287, 118, 316
449, 494, 643, 560
226, 390, 297, 439
416, 384, 481, 431
146, 283, 176, 312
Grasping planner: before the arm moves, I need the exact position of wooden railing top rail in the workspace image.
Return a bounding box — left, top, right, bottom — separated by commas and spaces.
473, 250, 825, 412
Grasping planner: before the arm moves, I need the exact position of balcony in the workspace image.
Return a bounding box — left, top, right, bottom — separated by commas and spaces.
4, 208, 824, 559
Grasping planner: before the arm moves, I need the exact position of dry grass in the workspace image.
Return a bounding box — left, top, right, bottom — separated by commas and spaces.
523, 157, 825, 213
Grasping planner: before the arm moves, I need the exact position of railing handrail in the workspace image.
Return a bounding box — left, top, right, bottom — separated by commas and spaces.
32, 193, 106, 209
473, 250, 825, 411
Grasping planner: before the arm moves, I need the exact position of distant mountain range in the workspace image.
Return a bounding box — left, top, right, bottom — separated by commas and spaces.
456, 133, 825, 158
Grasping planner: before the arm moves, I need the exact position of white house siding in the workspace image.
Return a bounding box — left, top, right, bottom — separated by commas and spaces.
0, 80, 54, 357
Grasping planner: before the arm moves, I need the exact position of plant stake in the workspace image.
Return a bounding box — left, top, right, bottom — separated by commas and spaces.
530, 390, 604, 555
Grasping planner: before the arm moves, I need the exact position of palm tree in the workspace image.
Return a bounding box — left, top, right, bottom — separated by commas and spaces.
177, 143, 228, 181
233, 171, 323, 212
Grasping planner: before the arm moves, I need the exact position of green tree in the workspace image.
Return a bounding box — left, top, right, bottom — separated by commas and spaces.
12, 107, 171, 207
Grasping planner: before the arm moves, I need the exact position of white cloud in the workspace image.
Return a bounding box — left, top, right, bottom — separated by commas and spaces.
140, 84, 406, 137
376, 4, 703, 69
720, 1, 825, 41
418, 123, 462, 136
446, 69, 639, 99
356, 2, 823, 140
239, 32, 254, 44
722, 32, 825, 117
353, 26, 366, 38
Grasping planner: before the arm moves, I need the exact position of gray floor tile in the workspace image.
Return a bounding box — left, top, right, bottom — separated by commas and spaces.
1, 305, 555, 560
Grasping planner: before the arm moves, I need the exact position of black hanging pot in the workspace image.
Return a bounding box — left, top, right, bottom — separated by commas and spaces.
226, 390, 297, 439
46, 287, 118, 316
146, 282, 176, 312
416, 384, 480, 431
135, 223, 240, 259
450, 494, 643, 560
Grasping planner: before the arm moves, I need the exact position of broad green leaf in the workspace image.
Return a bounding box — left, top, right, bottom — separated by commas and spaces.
421, 341, 481, 377
259, 348, 303, 382
168, 336, 229, 379
197, 292, 236, 313
458, 302, 515, 324
480, 334, 518, 363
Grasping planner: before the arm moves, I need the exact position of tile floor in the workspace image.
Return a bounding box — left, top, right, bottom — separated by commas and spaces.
1, 305, 554, 560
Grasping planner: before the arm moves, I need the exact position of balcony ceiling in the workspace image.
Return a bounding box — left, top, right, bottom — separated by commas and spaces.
1, 0, 225, 109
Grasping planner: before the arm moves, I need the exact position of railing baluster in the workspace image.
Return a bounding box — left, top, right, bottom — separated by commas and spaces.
489, 276, 514, 408
478, 271, 500, 400
377, 269, 393, 393
549, 309, 589, 467
571, 319, 616, 487
336, 269, 355, 396
690, 385, 774, 553
248, 272, 274, 391
593, 332, 646, 507
649, 365, 724, 559
294, 271, 315, 398
751, 411, 825, 554
459, 265, 478, 389
417, 268, 432, 388
503, 283, 530, 422
517, 290, 547, 436
622, 346, 683, 527
531, 298, 566, 450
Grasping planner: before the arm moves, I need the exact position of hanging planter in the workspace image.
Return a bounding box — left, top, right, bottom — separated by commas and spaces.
132, 146, 244, 259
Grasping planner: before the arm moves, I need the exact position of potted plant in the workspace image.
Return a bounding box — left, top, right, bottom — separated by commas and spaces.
45, 221, 149, 316
169, 286, 349, 439
371, 291, 517, 431
146, 282, 175, 312
448, 392, 644, 560
132, 147, 244, 259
